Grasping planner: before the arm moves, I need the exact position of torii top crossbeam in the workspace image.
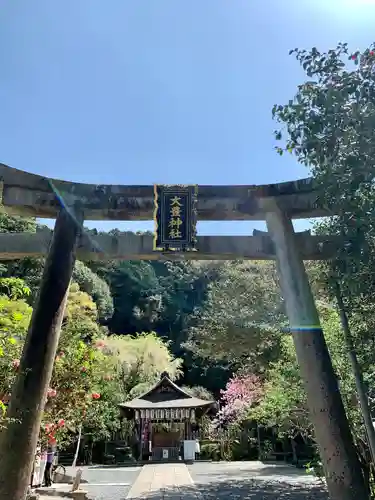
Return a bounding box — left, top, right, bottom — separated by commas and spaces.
0, 163, 328, 221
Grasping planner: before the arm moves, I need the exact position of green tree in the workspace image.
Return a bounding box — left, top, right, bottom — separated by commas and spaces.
0, 295, 32, 401
91, 258, 229, 395
0, 213, 113, 318
102, 261, 163, 334
185, 261, 286, 371
5, 259, 114, 321
272, 42, 375, 307
0, 214, 36, 233
0, 278, 31, 301
73, 261, 114, 322
0, 279, 32, 429
250, 302, 360, 439
42, 285, 119, 447
152, 261, 229, 396
154, 261, 217, 349
105, 332, 183, 398
181, 385, 214, 401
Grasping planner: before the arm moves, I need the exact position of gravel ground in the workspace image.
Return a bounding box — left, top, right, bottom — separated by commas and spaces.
187, 462, 329, 500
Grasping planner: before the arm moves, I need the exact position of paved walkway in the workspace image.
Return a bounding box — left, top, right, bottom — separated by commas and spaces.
126, 464, 198, 499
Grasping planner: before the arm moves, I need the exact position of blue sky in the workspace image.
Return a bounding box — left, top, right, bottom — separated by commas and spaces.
1, 0, 374, 235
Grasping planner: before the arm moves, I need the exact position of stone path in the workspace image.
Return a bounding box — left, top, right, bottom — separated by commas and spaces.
126, 464, 198, 499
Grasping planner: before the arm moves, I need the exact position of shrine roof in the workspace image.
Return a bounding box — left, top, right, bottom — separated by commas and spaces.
119, 373, 215, 410
119, 397, 212, 410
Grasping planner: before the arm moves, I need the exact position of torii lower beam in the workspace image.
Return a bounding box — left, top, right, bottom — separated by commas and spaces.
0, 230, 343, 261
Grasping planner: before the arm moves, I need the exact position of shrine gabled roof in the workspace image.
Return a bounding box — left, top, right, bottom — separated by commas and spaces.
119, 374, 215, 410
119, 397, 213, 410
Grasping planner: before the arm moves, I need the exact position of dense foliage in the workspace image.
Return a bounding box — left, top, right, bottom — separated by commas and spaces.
0, 275, 183, 448
273, 41, 375, 308
184, 261, 285, 372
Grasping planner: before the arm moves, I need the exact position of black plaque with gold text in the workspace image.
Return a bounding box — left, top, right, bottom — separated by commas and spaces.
153, 185, 198, 252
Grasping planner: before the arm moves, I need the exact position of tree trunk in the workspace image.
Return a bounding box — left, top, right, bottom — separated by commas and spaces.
335, 282, 375, 467
291, 438, 298, 464
72, 424, 83, 468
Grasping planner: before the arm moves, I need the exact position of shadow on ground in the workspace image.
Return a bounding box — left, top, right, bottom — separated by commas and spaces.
86, 464, 141, 469
139, 479, 328, 499
192, 465, 314, 478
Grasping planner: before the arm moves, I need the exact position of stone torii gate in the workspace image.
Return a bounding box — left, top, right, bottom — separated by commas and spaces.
0, 163, 367, 500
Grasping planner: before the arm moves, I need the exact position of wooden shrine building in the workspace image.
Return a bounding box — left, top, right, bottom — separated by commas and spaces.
119, 372, 216, 461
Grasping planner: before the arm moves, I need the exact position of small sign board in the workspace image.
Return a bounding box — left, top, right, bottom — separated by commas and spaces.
162, 449, 169, 459
153, 185, 198, 252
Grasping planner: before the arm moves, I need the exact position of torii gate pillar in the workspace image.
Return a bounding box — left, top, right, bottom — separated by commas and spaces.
262, 198, 368, 500
0, 204, 83, 500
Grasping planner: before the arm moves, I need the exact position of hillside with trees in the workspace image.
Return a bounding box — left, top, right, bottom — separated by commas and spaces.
0, 211, 371, 474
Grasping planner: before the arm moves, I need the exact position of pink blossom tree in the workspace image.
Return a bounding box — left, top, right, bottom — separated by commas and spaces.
217, 373, 263, 425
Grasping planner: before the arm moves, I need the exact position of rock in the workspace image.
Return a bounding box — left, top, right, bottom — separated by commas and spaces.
69, 491, 88, 500
28, 494, 40, 500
